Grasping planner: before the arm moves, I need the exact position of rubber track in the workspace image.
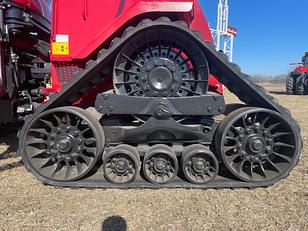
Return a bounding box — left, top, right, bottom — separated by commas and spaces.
286, 73, 295, 95
19, 17, 303, 189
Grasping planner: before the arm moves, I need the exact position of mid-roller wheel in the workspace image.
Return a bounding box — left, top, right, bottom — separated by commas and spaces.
143, 144, 178, 184
182, 144, 218, 184
103, 145, 140, 184
216, 107, 299, 183
20, 107, 105, 182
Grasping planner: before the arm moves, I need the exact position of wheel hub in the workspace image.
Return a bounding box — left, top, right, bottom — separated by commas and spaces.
55, 136, 73, 153
192, 158, 209, 173
140, 58, 182, 97
114, 158, 129, 173
148, 66, 174, 91
154, 158, 168, 173
247, 136, 265, 154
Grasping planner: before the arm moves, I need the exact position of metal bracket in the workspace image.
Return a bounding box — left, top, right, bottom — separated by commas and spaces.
95, 94, 225, 118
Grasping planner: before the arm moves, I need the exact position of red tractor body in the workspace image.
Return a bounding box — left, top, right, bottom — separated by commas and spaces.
294, 65, 308, 73
48, 0, 222, 95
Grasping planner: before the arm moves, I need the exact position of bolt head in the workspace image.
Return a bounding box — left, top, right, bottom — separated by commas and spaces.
55, 128, 61, 134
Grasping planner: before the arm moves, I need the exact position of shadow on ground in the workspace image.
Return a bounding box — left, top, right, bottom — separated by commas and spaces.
0, 125, 21, 172
268, 90, 288, 95
101, 216, 127, 231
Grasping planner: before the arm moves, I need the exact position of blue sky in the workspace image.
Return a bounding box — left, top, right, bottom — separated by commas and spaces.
201, 0, 308, 76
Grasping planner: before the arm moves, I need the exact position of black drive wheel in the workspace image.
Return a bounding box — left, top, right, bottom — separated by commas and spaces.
216, 107, 299, 183
181, 144, 218, 184
21, 106, 105, 182
103, 145, 140, 184
113, 24, 209, 97
143, 144, 178, 184
286, 73, 295, 95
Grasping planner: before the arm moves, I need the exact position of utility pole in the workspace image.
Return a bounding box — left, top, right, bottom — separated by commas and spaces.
211, 0, 237, 62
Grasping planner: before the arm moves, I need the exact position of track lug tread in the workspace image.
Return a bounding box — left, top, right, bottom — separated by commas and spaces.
157, 16, 171, 22
98, 49, 108, 59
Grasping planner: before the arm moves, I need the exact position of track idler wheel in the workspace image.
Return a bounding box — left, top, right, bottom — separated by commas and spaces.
216, 107, 299, 183
143, 144, 178, 184
21, 107, 105, 182
182, 144, 218, 184
103, 145, 140, 184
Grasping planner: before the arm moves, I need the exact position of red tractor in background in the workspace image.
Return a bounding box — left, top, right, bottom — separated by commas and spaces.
286, 52, 308, 95
0, 0, 302, 189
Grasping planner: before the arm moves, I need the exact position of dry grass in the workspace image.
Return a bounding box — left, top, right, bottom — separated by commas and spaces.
0, 83, 307, 231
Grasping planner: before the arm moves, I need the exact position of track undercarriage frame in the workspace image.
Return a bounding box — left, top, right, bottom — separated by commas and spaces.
17, 1, 303, 189
19, 17, 302, 188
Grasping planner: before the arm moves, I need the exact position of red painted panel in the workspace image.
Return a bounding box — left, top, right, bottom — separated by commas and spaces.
295, 66, 308, 73
51, 0, 197, 61
49, 0, 223, 95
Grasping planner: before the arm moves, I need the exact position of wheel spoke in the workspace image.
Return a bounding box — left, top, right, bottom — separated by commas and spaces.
65, 113, 72, 125
226, 135, 238, 141
39, 118, 53, 129
226, 154, 241, 163
31, 150, 49, 159
242, 117, 248, 129
27, 138, 46, 147
258, 162, 267, 178
80, 154, 92, 166
85, 137, 96, 145
274, 142, 295, 149
224, 145, 237, 153
233, 160, 245, 175
261, 115, 271, 128
121, 53, 143, 67
50, 163, 63, 177
65, 160, 72, 179
265, 158, 280, 172
114, 67, 139, 75
40, 158, 54, 169
252, 112, 258, 124
268, 122, 281, 131
52, 113, 62, 126
115, 81, 139, 85
272, 132, 292, 138
271, 152, 292, 163
29, 128, 48, 136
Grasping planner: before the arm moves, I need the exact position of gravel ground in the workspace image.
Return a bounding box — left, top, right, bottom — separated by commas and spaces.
0, 83, 307, 231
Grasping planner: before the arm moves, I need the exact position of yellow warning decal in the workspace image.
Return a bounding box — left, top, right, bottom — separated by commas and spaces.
52, 42, 69, 55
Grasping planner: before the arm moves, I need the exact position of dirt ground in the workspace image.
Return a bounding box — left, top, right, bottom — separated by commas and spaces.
0, 83, 307, 231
